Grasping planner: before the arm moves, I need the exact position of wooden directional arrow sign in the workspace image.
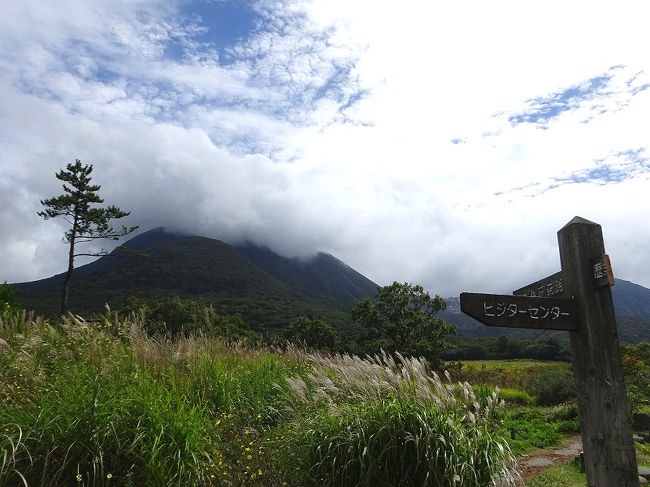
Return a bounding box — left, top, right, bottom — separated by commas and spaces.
459, 218, 639, 485
460, 292, 579, 331
513, 271, 566, 297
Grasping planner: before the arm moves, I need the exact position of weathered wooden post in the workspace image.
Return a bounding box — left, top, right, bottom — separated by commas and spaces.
460, 216, 640, 486
557, 216, 638, 486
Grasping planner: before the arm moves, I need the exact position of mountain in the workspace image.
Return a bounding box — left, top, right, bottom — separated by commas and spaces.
13, 228, 378, 333
234, 243, 377, 308
12, 227, 649, 342
611, 279, 650, 318
441, 278, 650, 343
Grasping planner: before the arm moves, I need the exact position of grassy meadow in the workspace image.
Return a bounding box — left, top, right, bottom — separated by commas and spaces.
1, 308, 520, 486
1, 307, 648, 486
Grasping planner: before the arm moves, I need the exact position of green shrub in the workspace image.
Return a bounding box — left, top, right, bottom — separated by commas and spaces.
500, 412, 562, 454
282, 315, 341, 352
473, 386, 534, 406
527, 370, 576, 406
621, 343, 650, 417
543, 403, 579, 422
556, 418, 581, 434
499, 388, 535, 406
123, 295, 258, 342
0, 282, 20, 311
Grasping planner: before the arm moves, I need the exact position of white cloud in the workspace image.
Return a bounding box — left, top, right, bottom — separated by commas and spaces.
1, 0, 650, 298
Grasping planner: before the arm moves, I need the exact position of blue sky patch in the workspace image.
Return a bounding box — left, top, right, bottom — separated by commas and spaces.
509, 71, 615, 125
554, 148, 649, 186
180, 0, 259, 57
493, 148, 649, 198
505, 65, 650, 130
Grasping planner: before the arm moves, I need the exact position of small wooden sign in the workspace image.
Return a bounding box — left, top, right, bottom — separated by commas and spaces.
460, 292, 579, 331
513, 271, 566, 297
591, 254, 615, 288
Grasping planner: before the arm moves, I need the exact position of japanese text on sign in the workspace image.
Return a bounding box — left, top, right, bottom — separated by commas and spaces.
483, 301, 570, 320
593, 262, 607, 280
517, 278, 563, 297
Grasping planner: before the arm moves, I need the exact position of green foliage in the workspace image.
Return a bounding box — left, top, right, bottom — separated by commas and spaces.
472, 386, 534, 406
352, 282, 455, 369
542, 403, 579, 422
621, 342, 650, 416
500, 410, 562, 454
499, 388, 535, 406
123, 295, 258, 342
444, 336, 571, 361
526, 461, 587, 487
0, 282, 20, 311
274, 353, 516, 486
282, 315, 341, 351
0, 309, 304, 486
527, 369, 576, 406
539, 403, 581, 434
0, 316, 211, 485
276, 399, 513, 487
38, 160, 136, 244
0, 309, 519, 486
37, 159, 137, 315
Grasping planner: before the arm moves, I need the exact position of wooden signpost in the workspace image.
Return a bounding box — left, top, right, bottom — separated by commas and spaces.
460, 217, 640, 486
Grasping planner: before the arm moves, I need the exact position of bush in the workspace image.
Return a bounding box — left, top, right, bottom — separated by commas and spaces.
543, 403, 579, 422
501, 411, 562, 454
543, 402, 581, 434
0, 282, 20, 311
472, 385, 534, 407
556, 418, 581, 434
498, 388, 535, 406
282, 315, 341, 351
621, 342, 650, 417
122, 295, 258, 342
277, 399, 515, 486
527, 370, 576, 406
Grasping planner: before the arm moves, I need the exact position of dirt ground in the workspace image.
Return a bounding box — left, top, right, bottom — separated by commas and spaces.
516, 436, 583, 484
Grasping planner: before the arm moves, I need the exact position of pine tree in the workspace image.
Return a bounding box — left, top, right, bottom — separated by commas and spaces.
38, 159, 137, 316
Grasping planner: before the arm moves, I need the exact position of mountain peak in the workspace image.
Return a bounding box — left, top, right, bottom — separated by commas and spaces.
15, 230, 378, 328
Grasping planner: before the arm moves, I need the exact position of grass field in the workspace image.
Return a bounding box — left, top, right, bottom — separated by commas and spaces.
462, 359, 570, 371
0, 308, 520, 486
1, 307, 647, 486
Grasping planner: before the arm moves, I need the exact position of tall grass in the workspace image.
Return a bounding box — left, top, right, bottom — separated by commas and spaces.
274, 351, 519, 486
1, 309, 519, 486
0, 309, 300, 486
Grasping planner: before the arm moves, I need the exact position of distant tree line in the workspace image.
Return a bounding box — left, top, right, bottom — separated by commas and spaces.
3, 278, 582, 365
442, 335, 572, 362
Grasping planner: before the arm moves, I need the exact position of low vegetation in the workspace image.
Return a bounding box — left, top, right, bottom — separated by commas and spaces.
1, 295, 648, 486
1, 308, 519, 486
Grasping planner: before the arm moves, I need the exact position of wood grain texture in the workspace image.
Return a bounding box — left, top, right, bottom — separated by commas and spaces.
557, 216, 639, 486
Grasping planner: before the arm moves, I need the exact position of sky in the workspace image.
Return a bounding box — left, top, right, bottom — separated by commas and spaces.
1, 0, 650, 298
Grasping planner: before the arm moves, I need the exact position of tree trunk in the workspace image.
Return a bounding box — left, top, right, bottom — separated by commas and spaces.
60, 233, 76, 316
